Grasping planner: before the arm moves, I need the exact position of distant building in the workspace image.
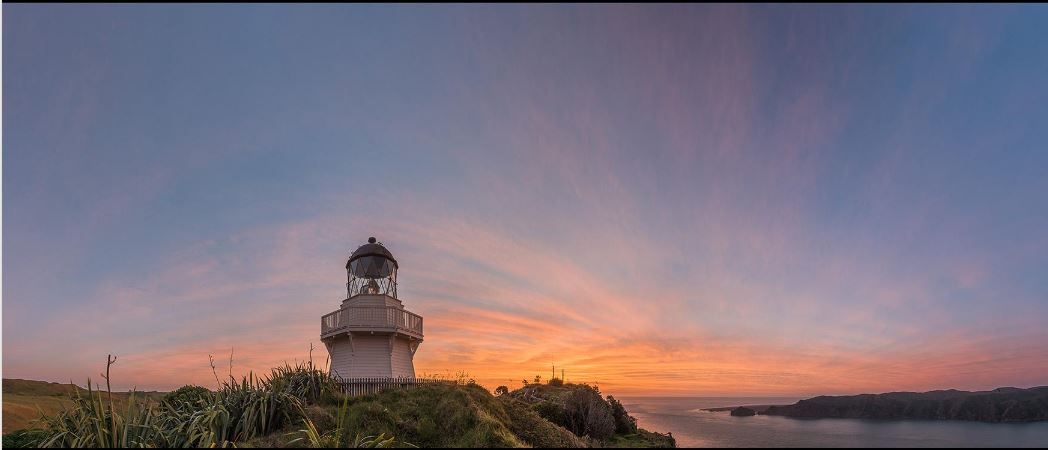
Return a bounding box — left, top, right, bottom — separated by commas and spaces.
320, 237, 423, 379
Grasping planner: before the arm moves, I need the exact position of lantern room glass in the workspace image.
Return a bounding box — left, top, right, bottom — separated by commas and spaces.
347, 255, 398, 298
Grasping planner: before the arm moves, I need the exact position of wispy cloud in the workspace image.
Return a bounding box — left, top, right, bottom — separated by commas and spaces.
5, 5, 1048, 395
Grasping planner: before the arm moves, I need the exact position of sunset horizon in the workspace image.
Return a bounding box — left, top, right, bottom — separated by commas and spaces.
4, 4, 1048, 447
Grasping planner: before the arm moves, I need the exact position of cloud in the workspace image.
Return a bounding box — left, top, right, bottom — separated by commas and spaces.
8, 203, 1045, 396
5, 5, 1047, 396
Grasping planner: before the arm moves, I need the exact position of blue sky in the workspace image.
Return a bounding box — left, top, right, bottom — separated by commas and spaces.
4, 5, 1048, 394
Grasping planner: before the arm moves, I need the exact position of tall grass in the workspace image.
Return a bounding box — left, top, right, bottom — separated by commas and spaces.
35, 354, 342, 448
38, 378, 163, 448
269, 362, 339, 404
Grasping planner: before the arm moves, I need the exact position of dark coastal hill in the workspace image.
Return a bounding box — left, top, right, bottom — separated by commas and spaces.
763, 386, 1048, 422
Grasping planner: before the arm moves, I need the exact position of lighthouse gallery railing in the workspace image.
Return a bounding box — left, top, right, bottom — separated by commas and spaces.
321, 306, 423, 337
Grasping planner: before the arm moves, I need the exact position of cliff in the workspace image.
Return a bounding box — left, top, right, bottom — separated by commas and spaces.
763, 386, 1048, 422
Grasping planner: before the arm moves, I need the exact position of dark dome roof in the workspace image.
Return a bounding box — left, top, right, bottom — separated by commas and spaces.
346, 237, 398, 269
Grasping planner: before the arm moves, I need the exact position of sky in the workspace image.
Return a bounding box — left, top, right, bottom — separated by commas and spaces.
3, 4, 1048, 397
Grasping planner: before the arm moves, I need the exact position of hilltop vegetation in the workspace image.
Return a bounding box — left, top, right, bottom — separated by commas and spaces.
240, 379, 674, 448
506, 380, 675, 448
270, 382, 588, 448
3, 365, 674, 448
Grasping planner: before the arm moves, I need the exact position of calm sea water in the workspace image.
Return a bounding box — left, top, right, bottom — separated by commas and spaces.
619, 397, 1048, 448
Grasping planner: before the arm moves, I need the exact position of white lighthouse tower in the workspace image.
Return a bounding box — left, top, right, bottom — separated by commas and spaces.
321, 237, 423, 379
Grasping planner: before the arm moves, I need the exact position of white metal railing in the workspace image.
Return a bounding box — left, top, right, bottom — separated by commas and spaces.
321, 306, 423, 337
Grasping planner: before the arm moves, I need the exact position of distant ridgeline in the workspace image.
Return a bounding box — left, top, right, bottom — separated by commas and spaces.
763, 387, 1048, 422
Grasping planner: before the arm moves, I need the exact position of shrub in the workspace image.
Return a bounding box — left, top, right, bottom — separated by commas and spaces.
213, 373, 303, 442
268, 362, 339, 404
494, 386, 509, 396
607, 395, 638, 434
532, 400, 567, 426
500, 398, 587, 448
162, 385, 212, 407
562, 385, 615, 440
548, 377, 564, 387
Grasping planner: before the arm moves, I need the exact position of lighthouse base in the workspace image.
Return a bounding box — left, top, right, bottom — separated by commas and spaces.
324, 333, 417, 379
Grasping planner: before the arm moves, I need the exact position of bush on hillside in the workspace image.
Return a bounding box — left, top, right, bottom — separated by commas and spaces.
162, 385, 212, 407
514, 383, 635, 442
533, 399, 568, 426
563, 385, 615, 440
500, 398, 588, 448
607, 396, 638, 434
268, 362, 339, 404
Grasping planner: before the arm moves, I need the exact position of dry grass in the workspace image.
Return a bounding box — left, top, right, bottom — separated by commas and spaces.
2, 379, 164, 432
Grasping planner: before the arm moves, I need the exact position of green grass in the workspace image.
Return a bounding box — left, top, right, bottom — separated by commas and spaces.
4, 364, 675, 448
8, 358, 339, 448
311, 383, 587, 448
606, 430, 678, 448
508, 381, 675, 447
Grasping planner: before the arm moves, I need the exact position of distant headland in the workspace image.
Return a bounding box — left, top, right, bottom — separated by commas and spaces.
707, 387, 1048, 422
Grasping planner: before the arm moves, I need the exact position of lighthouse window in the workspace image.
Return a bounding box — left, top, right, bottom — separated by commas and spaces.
350, 256, 395, 279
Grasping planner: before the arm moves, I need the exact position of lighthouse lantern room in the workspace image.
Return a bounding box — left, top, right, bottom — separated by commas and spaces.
321, 237, 423, 379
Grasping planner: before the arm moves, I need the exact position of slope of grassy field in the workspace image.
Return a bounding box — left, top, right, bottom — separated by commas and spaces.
238, 382, 673, 448
241, 382, 589, 448
506, 381, 677, 448
2, 379, 165, 432
3, 372, 674, 448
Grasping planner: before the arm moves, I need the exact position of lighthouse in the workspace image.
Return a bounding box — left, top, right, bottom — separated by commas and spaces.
321, 237, 423, 379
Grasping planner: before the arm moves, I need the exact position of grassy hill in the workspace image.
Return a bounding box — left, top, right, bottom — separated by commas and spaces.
238, 381, 673, 448
506, 381, 676, 448
239, 382, 590, 448
2, 370, 674, 448
2, 379, 165, 432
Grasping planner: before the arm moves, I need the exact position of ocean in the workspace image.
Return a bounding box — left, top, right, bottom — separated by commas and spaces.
619, 397, 1048, 448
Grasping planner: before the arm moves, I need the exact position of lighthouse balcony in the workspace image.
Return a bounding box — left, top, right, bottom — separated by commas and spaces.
321, 306, 424, 341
